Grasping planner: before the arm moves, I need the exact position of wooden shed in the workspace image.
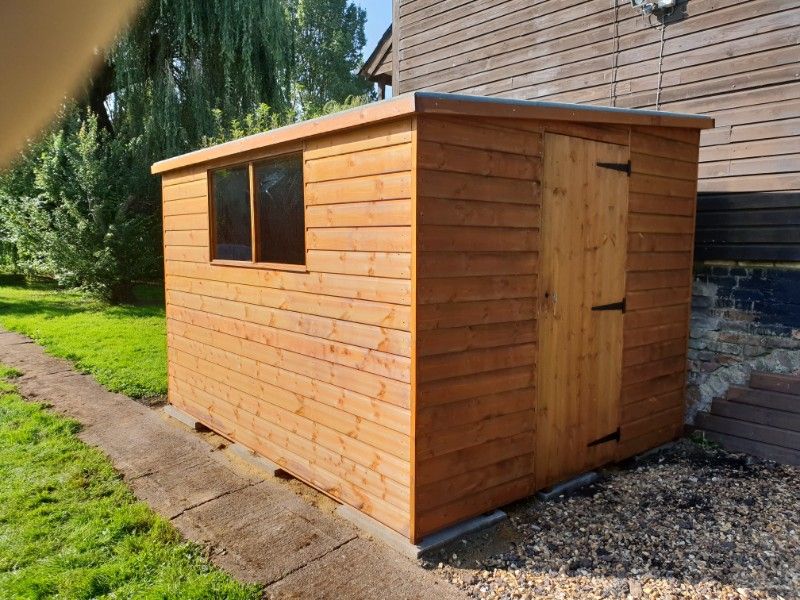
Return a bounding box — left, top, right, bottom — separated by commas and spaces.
152, 92, 714, 544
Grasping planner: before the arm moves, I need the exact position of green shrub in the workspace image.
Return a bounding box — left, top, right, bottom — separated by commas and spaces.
0, 111, 160, 303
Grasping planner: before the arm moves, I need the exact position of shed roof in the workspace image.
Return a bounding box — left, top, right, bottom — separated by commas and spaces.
151, 92, 715, 175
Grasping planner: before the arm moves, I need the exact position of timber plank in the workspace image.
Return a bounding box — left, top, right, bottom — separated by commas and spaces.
169, 325, 411, 406
165, 275, 411, 331
166, 295, 411, 356
418, 319, 536, 356
727, 388, 800, 414
700, 430, 800, 467
696, 413, 800, 450
711, 400, 800, 433
306, 199, 412, 228
169, 384, 411, 534
419, 197, 540, 228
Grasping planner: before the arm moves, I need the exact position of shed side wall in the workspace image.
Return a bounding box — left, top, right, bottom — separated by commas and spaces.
161, 118, 414, 537
618, 125, 701, 458
413, 114, 542, 540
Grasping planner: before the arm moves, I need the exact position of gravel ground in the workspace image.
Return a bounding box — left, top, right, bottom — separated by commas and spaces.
425, 439, 799, 599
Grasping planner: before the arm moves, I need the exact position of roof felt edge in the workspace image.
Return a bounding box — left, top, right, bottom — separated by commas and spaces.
152, 92, 713, 175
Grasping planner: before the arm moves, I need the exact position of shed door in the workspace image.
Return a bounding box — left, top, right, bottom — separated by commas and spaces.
535, 133, 629, 490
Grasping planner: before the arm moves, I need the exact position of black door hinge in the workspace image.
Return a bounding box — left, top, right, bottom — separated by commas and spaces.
587, 427, 621, 447
596, 160, 631, 176
591, 299, 626, 312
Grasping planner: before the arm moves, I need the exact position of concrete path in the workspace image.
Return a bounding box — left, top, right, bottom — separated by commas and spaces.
0, 329, 464, 600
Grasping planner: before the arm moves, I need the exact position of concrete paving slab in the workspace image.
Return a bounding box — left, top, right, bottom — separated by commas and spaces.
79, 411, 209, 479
129, 456, 255, 519
228, 441, 285, 477
264, 537, 465, 600
173, 481, 357, 585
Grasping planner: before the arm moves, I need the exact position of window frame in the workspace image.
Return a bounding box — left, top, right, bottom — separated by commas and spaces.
207, 146, 307, 272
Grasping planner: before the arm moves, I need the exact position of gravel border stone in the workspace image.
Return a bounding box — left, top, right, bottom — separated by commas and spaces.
426, 439, 799, 599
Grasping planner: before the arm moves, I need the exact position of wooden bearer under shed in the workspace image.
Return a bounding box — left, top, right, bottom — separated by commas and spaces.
152, 92, 714, 544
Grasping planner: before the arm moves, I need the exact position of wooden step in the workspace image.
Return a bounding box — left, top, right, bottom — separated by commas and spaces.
711, 400, 800, 433
700, 430, 800, 467
695, 413, 800, 451
749, 372, 800, 396
726, 387, 800, 415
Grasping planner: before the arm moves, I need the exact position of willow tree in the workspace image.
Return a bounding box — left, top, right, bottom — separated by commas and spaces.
93, 0, 293, 159
2, 0, 372, 300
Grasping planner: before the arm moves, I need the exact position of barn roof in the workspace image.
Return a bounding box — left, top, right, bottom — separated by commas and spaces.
359, 25, 392, 84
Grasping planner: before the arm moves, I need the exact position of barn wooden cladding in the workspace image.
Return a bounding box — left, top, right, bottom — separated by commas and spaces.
152, 92, 713, 544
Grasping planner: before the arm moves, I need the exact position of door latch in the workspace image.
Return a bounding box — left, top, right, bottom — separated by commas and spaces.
587, 427, 621, 447
596, 160, 631, 176
591, 299, 626, 312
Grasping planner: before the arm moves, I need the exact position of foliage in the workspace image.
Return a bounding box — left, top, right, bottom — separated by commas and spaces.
0, 275, 166, 399
0, 366, 259, 598
312, 93, 374, 119
0, 112, 159, 302
108, 0, 293, 159
203, 103, 295, 147
292, 0, 374, 116
0, 0, 374, 302
203, 94, 371, 146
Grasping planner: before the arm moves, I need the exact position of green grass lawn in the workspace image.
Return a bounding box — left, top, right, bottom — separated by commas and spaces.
0, 275, 167, 399
0, 364, 259, 599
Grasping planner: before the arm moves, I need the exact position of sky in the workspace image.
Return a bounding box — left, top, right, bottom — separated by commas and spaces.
352, 1, 393, 59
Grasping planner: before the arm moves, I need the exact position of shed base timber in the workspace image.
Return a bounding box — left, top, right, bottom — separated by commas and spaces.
536, 471, 599, 501
337, 504, 507, 559
164, 404, 286, 477
163, 404, 210, 432
228, 442, 285, 478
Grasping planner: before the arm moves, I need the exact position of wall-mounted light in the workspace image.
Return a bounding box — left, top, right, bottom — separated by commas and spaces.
630, 0, 676, 16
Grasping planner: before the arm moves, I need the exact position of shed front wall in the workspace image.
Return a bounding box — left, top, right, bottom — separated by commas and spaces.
161, 118, 415, 537
413, 115, 700, 541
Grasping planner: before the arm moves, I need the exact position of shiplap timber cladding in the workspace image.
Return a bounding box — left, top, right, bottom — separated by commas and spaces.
161, 118, 416, 538
154, 93, 711, 544
414, 115, 541, 537
695, 192, 800, 261
392, 0, 799, 196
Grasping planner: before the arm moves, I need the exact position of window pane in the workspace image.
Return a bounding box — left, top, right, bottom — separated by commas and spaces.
255, 154, 305, 265
211, 166, 251, 261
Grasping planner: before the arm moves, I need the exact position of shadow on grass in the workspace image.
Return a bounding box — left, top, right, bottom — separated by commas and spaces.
0, 274, 164, 319
0, 273, 168, 399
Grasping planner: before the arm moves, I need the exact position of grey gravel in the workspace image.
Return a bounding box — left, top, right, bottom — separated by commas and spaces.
426, 439, 799, 599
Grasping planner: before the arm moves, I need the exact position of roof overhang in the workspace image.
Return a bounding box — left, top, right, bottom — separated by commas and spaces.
359, 25, 392, 84
152, 92, 715, 175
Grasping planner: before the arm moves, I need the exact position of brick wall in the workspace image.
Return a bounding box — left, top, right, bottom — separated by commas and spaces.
687, 265, 800, 421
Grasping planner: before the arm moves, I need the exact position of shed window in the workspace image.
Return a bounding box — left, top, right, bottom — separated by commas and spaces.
255, 154, 305, 265
211, 166, 251, 261
208, 152, 305, 267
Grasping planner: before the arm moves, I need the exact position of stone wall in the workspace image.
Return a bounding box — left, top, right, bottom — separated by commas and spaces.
687, 264, 800, 422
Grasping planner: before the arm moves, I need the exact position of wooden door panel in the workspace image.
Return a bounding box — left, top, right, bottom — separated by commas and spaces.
535, 133, 629, 489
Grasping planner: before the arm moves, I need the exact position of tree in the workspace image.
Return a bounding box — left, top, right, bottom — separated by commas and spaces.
105, 0, 294, 160
0, 0, 373, 302
292, 0, 373, 117
1, 112, 158, 302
